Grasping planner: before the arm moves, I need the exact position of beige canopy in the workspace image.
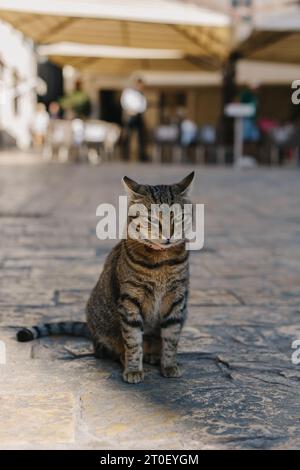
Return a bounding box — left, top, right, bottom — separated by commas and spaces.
38, 42, 223, 73
238, 31, 300, 65
237, 6, 300, 65
0, 0, 231, 70
50, 56, 217, 74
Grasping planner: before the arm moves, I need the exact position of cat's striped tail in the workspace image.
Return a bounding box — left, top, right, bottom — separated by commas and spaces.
16, 321, 91, 342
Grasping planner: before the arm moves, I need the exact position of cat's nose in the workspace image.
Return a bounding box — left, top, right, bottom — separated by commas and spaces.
164, 239, 171, 245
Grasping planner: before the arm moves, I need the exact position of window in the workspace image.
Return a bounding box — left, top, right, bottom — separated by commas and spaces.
12, 69, 20, 115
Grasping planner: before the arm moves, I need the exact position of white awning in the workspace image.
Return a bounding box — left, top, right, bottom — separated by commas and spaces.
0, 0, 231, 66
38, 43, 185, 60
0, 0, 230, 27
38, 42, 216, 74
255, 6, 300, 32
238, 6, 300, 64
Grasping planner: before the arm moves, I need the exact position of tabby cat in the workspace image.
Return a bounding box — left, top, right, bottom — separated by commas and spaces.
17, 172, 194, 384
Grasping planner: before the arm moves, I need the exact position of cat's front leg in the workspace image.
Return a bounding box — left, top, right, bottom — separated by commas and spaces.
160, 296, 186, 378
119, 294, 144, 384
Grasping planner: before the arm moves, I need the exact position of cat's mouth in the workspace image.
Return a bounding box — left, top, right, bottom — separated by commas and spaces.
142, 239, 183, 251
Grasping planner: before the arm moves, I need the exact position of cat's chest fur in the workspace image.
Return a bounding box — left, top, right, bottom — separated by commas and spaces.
143, 290, 164, 332
140, 275, 181, 331
118, 240, 189, 332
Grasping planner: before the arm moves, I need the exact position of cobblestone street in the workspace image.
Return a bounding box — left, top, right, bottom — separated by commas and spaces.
0, 155, 300, 449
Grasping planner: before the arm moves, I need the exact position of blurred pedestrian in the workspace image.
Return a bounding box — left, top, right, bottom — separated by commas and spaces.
180, 119, 198, 147
49, 101, 61, 120
121, 77, 148, 162
240, 84, 260, 143
31, 103, 49, 149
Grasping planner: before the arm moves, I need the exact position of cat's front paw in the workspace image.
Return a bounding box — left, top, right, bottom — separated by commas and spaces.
161, 364, 182, 378
123, 370, 144, 384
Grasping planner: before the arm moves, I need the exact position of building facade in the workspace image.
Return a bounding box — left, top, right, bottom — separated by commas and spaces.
0, 20, 37, 149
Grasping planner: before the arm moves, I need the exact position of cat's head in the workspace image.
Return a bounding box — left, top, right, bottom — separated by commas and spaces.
123, 172, 194, 250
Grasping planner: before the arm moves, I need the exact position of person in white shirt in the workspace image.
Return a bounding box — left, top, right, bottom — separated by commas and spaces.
31, 103, 49, 149
121, 78, 148, 162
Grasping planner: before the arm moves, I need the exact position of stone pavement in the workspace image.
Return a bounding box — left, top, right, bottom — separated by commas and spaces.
0, 155, 300, 449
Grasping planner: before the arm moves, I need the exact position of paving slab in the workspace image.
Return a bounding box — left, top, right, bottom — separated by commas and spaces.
0, 156, 299, 449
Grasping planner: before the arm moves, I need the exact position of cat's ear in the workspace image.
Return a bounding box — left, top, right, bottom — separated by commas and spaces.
174, 172, 195, 195
122, 176, 147, 197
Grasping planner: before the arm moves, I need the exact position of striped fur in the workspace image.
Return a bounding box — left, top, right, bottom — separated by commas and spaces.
17, 321, 90, 342
87, 173, 194, 383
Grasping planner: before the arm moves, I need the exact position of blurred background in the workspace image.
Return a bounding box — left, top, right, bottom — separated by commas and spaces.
0, 0, 300, 166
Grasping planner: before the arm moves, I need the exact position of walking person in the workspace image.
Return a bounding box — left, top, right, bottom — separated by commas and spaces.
31, 103, 49, 150
121, 77, 148, 162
